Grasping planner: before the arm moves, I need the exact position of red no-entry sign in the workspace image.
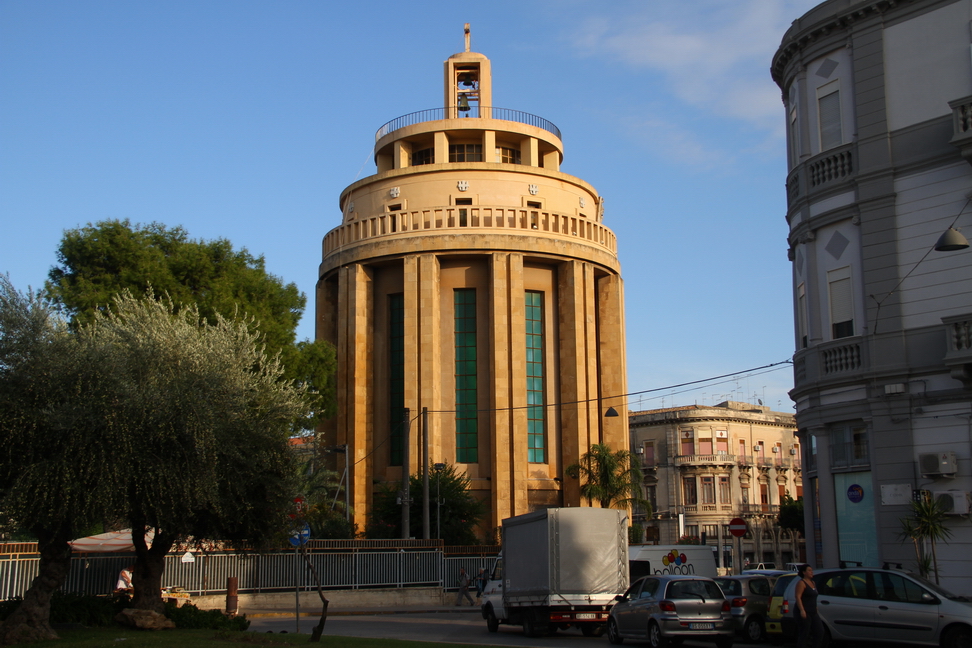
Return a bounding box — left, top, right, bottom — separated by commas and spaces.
728, 518, 748, 537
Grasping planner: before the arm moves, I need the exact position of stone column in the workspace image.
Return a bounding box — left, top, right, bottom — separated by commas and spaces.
808, 426, 839, 568
598, 273, 627, 450
339, 263, 374, 524
558, 260, 593, 506
417, 254, 441, 473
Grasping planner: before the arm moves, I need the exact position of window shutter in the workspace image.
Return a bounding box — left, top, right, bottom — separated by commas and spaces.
829, 276, 853, 325
819, 90, 842, 150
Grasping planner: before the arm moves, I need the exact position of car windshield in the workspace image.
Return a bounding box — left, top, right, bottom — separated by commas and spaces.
667, 579, 724, 600
909, 574, 972, 602
714, 579, 741, 596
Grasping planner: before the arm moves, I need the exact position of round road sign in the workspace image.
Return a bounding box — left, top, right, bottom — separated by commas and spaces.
728, 517, 748, 537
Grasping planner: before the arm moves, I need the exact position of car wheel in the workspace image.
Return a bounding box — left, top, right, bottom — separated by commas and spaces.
716, 637, 734, 648
744, 616, 764, 642
607, 618, 624, 645
942, 625, 972, 648
648, 621, 668, 648
485, 608, 499, 633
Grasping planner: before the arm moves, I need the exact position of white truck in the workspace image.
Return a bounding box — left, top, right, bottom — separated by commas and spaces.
480, 507, 629, 637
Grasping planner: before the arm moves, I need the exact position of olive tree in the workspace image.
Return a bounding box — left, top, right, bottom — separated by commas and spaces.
0, 282, 309, 641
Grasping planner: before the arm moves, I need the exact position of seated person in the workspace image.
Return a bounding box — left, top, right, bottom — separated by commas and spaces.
114, 565, 134, 594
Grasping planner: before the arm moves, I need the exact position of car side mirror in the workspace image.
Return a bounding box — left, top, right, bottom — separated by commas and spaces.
615, 594, 625, 602
921, 592, 940, 605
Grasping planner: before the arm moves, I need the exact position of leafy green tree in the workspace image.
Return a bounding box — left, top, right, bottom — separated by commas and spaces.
778, 493, 805, 535
294, 458, 355, 539
0, 282, 309, 639
565, 443, 650, 513
0, 276, 124, 644
44, 219, 336, 427
87, 292, 306, 612
366, 464, 487, 545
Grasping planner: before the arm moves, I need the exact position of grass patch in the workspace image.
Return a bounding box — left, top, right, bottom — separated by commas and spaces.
26, 627, 484, 648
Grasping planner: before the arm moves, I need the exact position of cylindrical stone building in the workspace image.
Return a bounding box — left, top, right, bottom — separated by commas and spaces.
317, 33, 628, 536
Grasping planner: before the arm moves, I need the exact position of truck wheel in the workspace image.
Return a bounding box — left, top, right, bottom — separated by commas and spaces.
485, 608, 499, 633
582, 624, 606, 637
648, 621, 668, 648
607, 618, 624, 645
523, 616, 538, 638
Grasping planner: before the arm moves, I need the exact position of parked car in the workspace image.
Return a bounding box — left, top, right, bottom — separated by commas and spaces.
607, 574, 734, 648
764, 572, 798, 643
765, 567, 972, 648
713, 574, 774, 642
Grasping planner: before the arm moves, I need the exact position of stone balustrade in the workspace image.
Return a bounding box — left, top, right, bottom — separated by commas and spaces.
323, 205, 617, 258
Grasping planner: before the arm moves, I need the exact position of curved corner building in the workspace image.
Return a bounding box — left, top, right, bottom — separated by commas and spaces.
316, 37, 628, 534
773, 0, 972, 584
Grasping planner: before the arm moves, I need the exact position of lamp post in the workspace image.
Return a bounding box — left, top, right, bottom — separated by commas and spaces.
434, 463, 446, 540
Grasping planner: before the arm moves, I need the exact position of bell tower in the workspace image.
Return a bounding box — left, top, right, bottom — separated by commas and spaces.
317, 29, 628, 538
444, 24, 492, 119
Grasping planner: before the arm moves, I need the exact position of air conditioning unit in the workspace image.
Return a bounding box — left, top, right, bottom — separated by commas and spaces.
772, 446, 780, 453
789, 448, 798, 455
918, 451, 958, 477
933, 491, 971, 515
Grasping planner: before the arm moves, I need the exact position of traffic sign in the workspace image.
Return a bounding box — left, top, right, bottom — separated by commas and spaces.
289, 522, 311, 547
728, 518, 748, 537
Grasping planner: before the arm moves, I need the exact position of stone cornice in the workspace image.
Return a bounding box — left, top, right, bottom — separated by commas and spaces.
771, 0, 916, 87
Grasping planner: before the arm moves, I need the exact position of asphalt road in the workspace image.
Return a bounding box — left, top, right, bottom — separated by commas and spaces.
248, 613, 777, 647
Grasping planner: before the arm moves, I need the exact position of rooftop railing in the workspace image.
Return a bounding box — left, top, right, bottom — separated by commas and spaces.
376, 106, 562, 142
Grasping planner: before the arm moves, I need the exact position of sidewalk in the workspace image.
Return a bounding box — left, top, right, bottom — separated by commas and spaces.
245, 602, 483, 618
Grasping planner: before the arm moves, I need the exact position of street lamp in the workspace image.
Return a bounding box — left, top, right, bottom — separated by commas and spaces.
433, 463, 446, 540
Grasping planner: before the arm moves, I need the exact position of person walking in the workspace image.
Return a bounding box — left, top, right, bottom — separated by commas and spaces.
795, 564, 822, 648
455, 567, 475, 606
475, 568, 488, 600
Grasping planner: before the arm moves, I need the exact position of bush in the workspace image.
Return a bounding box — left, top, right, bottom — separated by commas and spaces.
164, 601, 250, 631
0, 592, 129, 627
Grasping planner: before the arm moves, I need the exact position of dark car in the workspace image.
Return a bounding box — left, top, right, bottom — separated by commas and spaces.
714, 574, 774, 642
608, 574, 734, 648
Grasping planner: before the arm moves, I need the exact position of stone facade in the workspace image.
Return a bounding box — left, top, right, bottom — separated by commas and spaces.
630, 402, 803, 570
773, 0, 972, 592
316, 35, 627, 536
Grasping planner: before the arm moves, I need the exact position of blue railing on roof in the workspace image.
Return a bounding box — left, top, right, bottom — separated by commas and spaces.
376, 107, 561, 142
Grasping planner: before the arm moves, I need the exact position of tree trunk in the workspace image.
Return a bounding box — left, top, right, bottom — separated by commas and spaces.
131, 525, 178, 614
0, 532, 72, 646
299, 542, 330, 642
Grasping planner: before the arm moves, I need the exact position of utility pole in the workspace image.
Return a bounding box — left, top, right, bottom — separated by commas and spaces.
422, 407, 430, 540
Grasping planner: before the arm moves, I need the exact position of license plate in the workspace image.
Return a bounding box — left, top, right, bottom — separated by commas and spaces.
575, 613, 596, 620
689, 623, 713, 630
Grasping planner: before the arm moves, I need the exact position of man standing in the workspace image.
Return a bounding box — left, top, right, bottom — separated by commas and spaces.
475, 568, 488, 600
455, 567, 475, 606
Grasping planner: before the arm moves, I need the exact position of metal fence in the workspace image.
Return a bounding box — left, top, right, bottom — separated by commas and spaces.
0, 547, 498, 601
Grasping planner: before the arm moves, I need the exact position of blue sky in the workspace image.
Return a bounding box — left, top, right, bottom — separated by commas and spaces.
1, 0, 819, 412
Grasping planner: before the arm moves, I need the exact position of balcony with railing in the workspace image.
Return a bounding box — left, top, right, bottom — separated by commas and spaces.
792, 335, 867, 393
674, 454, 737, 467
949, 96, 972, 163
785, 142, 856, 212
376, 106, 561, 142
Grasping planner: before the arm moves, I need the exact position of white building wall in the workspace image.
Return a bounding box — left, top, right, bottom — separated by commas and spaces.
884, 0, 972, 131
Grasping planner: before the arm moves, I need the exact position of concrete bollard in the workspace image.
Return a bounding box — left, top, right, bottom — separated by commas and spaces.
226, 577, 239, 615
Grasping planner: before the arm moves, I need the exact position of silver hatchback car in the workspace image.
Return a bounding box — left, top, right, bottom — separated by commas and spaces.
608, 574, 734, 648
777, 567, 972, 648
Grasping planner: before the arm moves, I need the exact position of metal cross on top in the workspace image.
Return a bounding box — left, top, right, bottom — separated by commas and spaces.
464, 23, 470, 52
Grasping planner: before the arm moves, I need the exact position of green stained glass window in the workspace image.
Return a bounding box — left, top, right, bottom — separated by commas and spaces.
389, 293, 405, 466
454, 289, 478, 463
525, 291, 546, 463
